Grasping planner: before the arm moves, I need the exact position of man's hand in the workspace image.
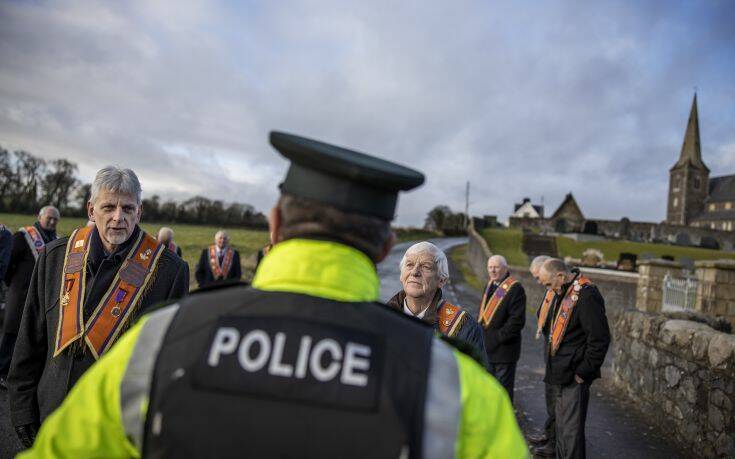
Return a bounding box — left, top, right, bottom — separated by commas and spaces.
15, 423, 39, 448
574, 374, 584, 384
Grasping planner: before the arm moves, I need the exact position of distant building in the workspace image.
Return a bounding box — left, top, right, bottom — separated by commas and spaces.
507, 94, 735, 250
512, 198, 543, 219
666, 94, 735, 231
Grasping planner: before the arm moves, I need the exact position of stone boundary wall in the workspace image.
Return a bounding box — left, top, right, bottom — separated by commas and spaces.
467, 223, 492, 284
614, 310, 735, 457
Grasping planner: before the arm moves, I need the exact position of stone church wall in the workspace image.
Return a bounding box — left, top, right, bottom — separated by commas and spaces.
614, 310, 735, 457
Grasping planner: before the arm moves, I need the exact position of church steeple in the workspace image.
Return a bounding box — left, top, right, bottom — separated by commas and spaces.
672, 93, 709, 172
666, 93, 710, 226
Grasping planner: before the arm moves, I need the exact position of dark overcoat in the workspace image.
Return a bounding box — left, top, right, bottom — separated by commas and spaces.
3, 224, 56, 335
7, 225, 189, 428
543, 280, 610, 385
194, 247, 242, 288
480, 277, 527, 364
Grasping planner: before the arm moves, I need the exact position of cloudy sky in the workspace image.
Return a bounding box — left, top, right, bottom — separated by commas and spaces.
1, 0, 734, 226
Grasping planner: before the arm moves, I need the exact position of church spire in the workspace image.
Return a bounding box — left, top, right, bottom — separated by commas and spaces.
673, 93, 709, 171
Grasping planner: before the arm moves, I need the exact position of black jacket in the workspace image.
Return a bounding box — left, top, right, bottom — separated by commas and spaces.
543, 280, 610, 385
480, 277, 526, 363
195, 247, 242, 288
0, 224, 12, 281
3, 223, 56, 335
7, 225, 189, 428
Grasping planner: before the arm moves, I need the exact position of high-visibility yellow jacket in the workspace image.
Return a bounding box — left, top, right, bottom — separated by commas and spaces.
20, 239, 528, 458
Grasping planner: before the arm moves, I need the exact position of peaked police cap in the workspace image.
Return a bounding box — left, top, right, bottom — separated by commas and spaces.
270, 131, 425, 220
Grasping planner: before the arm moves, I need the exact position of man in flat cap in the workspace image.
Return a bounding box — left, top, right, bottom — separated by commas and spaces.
195, 230, 241, 288
22, 132, 527, 458
7, 167, 189, 449
388, 241, 486, 362
0, 206, 60, 391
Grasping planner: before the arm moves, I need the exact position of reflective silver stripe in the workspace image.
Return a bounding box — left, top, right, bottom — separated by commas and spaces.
423, 337, 462, 459
120, 303, 180, 451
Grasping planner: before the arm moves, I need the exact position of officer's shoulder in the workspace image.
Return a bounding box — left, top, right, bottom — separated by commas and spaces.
187, 280, 251, 298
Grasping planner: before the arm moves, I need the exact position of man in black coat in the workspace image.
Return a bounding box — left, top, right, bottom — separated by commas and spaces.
478, 254, 526, 402
195, 230, 241, 288
7, 167, 189, 449
538, 258, 610, 459
0, 206, 60, 390
157, 226, 183, 257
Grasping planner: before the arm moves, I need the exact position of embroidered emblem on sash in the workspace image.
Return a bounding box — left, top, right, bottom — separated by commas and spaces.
20, 226, 46, 261
54, 227, 164, 359
549, 276, 592, 356
438, 302, 467, 338
478, 277, 518, 328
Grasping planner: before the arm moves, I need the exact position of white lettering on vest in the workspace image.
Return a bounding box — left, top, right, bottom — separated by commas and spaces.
268, 332, 293, 377
341, 343, 371, 387
207, 327, 240, 366
238, 329, 271, 372
206, 327, 372, 386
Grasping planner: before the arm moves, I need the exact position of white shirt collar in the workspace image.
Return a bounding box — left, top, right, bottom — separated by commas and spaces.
403, 298, 429, 319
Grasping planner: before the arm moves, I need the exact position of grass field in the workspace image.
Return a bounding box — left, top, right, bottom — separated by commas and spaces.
447, 244, 484, 291
0, 212, 270, 287
480, 227, 735, 267
479, 228, 528, 266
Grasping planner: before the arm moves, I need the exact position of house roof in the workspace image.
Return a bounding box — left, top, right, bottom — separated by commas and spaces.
706, 174, 735, 203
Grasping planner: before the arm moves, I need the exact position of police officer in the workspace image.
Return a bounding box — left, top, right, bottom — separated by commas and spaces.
20, 132, 527, 458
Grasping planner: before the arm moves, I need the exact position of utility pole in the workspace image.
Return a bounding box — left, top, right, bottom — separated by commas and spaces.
465, 181, 470, 229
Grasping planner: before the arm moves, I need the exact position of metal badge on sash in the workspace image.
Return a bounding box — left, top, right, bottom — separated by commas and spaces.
438, 302, 466, 337
549, 276, 592, 356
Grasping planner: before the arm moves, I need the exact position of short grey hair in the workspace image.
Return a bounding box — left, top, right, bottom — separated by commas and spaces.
530, 255, 551, 270
90, 166, 142, 205
215, 230, 229, 241
400, 241, 449, 281
158, 227, 174, 240
541, 258, 570, 275
488, 254, 508, 267
38, 206, 60, 218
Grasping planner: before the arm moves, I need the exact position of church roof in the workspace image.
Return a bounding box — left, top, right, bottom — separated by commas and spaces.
670, 94, 710, 172
550, 192, 584, 220
706, 174, 735, 203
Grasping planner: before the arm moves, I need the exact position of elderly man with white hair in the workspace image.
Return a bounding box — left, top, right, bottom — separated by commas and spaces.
157, 226, 182, 257
7, 166, 189, 449
0, 206, 60, 391
478, 254, 527, 402
195, 230, 242, 288
387, 241, 486, 359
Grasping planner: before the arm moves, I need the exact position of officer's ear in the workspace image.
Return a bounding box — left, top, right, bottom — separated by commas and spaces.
268, 206, 282, 244
375, 231, 396, 263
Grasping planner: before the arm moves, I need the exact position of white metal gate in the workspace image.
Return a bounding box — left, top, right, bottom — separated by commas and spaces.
662, 274, 697, 312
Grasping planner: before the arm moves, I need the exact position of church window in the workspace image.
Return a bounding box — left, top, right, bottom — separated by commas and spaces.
709, 203, 716, 212
711, 222, 716, 230
726, 202, 732, 210
693, 176, 701, 190
673, 197, 678, 208
727, 221, 733, 231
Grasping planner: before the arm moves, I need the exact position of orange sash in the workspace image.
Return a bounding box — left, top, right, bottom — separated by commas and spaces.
437, 301, 467, 338
54, 227, 164, 359
20, 226, 46, 260
536, 289, 556, 339
549, 276, 592, 356
478, 277, 518, 328
209, 245, 234, 279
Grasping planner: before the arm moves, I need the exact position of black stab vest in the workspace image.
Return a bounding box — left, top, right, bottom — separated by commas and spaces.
143, 286, 435, 459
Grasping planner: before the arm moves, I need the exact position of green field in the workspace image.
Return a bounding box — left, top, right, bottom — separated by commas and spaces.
481, 227, 735, 267
479, 228, 528, 266
0, 213, 270, 287
447, 244, 484, 291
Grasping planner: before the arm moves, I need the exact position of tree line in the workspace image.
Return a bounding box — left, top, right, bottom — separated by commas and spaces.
0, 146, 267, 228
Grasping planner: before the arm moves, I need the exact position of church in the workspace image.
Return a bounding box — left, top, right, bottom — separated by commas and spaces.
666, 94, 735, 232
